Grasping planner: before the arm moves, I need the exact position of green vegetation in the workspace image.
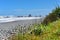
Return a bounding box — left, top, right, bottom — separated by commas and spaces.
8, 19, 60, 40
42, 6, 60, 25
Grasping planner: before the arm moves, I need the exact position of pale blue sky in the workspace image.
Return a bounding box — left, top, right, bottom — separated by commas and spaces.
0, 0, 60, 16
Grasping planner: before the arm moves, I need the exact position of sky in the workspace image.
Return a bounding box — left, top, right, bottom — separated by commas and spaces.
0, 0, 60, 16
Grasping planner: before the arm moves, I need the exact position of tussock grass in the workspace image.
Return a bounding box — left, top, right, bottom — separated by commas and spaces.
8, 19, 60, 40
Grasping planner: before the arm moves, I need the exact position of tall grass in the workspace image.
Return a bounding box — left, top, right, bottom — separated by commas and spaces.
8, 19, 60, 40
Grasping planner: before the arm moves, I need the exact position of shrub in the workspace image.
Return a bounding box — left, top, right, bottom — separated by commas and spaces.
42, 6, 60, 25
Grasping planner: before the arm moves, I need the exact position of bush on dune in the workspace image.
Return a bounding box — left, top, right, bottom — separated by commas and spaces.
8, 19, 60, 40
42, 6, 60, 25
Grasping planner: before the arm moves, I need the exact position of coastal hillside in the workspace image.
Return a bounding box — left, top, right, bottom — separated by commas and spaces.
8, 19, 60, 40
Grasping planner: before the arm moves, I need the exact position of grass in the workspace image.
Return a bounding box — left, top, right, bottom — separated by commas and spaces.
8, 19, 60, 40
